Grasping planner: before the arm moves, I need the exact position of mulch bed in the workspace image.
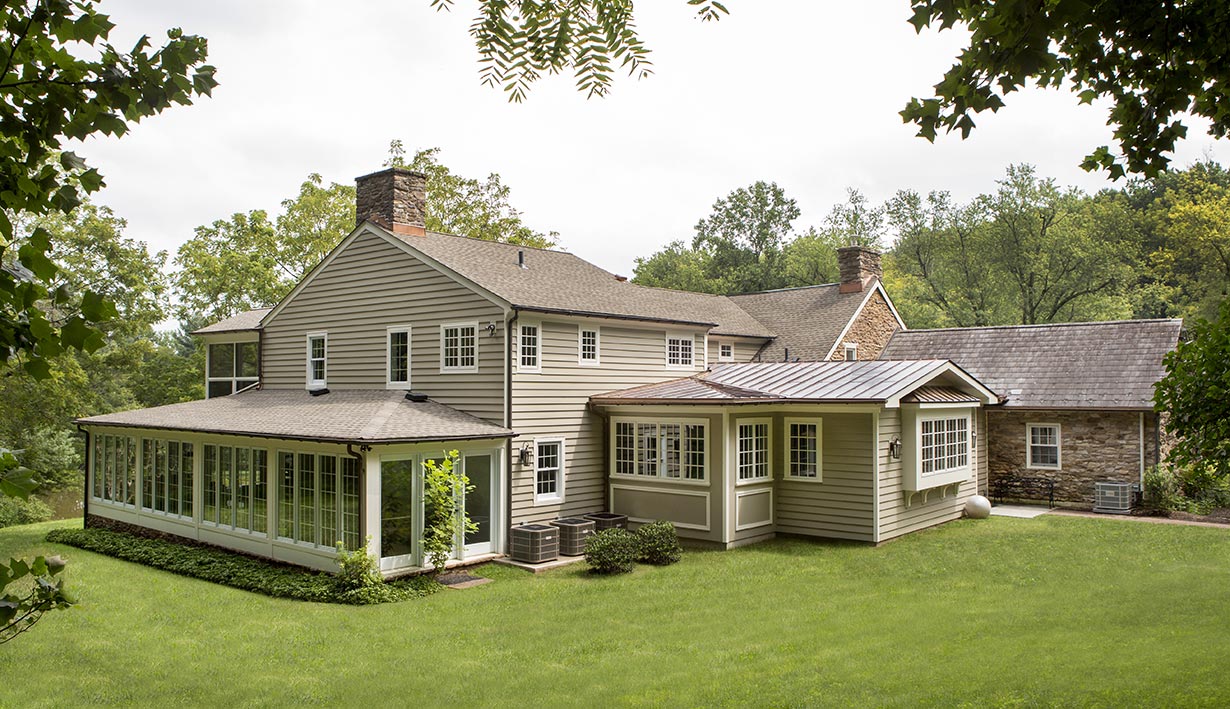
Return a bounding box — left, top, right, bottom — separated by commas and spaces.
1163, 508, 1230, 525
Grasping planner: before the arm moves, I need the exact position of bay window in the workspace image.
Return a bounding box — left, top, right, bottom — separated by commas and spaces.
613, 419, 707, 481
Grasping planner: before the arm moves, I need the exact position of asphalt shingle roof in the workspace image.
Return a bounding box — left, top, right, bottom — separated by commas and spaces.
879, 319, 1183, 410
191, 307, 271, 334
728, 284, 872, 361
78, 389, 514, 444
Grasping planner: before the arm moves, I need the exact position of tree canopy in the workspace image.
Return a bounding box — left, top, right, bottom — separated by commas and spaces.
0, 0, 215, 377
1155, 299, 1230, 477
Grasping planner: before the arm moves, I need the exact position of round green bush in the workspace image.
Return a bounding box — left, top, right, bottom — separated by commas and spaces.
0, 495, 54, 528
583, 528, 637, 574
635, 520, 683, 565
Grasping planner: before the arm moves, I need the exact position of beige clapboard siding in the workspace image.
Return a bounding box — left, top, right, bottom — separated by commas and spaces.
774, 412, 876, 542
510, 320, 709, 525
261, 230, 505, 424
876, 407, 988, 542
707, 337, 768, 364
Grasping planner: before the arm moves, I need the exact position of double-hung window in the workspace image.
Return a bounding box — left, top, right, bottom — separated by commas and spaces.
786, 419, 822, 480
666, 333, 695, 369
306, 333, 327, 388
519, 322, 540, 372
441, 323, 478, 373
737, 419, 771, 482
579, 327, 600, 366
534, 439, 564, 503
207, 342, 259, 398
718, 342, 734, 362
1027, 423, 1061, 469
920, 417, 969, 475
387, 326, 411, 388
613, 419, 706, 481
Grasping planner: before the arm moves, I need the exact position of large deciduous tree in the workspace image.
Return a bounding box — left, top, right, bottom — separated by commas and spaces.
692, 181, 800, 294
1155, 300, 1230, 477
0, 0, 215, 377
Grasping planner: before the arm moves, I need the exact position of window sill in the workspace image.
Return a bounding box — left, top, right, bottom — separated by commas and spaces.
736, 476, 772, 486
783, 474, 824, 483
440, 367, 479, 374
532, 495, 563, 507
610, 473, 708, 487
386, 382, 412, 390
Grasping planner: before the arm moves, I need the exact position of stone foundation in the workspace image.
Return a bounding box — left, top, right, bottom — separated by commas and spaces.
986, 409, 1161, 507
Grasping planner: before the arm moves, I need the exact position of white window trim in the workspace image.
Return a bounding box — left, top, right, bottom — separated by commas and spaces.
735, 417, 773, 485
206, 341, 260, 398
665, 332, 698, 370
919, 412, 972, 478
717, 341, 735, 363
517, 320, 542, 374
305, 332, 327, 389
1026, 422, 1062, 470
578, 326, 601, 367
386, 325, 412, 389
532, 437, 565, 505
440, 321, 479, 374
609, 417, 709, 485
784, 417, 823, 482
844, 343, 858, 361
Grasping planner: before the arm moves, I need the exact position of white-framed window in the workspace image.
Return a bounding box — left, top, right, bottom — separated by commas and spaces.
1027, 423, 1061, 469
736, 419, 771, 483
785, 418, 822, 481
274, 450, 362, 549
612, 419, 707, 481
718, 342, 734, 362
666, 333, 695, 369
441, 322, 478, 373
387, 325, 411, 388
306, 333, 327, 388
534, 438, 565, 503
920, 416, 969, 475
579, 327, 600, 366
844, 343, 858, 361
200, 443, 267, 534
207, 341, 259, 398
518, 321, 541, 373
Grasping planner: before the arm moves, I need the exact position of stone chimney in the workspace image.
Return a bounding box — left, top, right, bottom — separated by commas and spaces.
838, 245, 882, 294
355, 167, 428, 236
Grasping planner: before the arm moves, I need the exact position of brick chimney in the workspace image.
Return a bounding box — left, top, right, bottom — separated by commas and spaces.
838, 245, 882, 294
355, 167, 428, 236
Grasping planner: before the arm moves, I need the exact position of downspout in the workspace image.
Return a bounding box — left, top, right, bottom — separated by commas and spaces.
1138, 412, 1145, 487
505, 308, 518, 550
588, 402, 611, 512
80, 425, 90, 527
1154, 412, 1161, 469
346, 443, 369, 548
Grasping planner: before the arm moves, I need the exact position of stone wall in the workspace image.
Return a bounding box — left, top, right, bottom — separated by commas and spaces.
355, 167, 427, 233
832, 290, 900, 361
986, 409, 1157, 507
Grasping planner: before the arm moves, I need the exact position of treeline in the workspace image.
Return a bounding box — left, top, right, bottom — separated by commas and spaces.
634, 162, 1230, 327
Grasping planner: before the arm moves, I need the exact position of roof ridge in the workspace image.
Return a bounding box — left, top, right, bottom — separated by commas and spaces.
728, 282, 841, 296
898, 318, 1183, 334
421, 229, 572, 255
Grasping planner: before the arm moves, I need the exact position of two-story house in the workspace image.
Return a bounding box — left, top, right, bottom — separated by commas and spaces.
79, 167, 1000, 576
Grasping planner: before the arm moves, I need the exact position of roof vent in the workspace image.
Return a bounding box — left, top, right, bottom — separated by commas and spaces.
308, 388, 330, 397
614, 274, 628, 282
404, 391, 429, 402
518, 250, 526, 269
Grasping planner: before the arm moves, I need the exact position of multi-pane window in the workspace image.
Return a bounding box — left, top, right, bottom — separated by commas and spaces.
388, 326, 410, 387
579, 328, 599, 365
614, 420, 706, 481
535, 440, 563, 501
276, 451, 362, 548
787, 420, 821, 480
737, 421, 771, 481
442, 324, 477, 372
1027, 423, 1061, 469
306, 333, 327, 387
201, 443, 267, 534
93, 434, 193, 518
92, 434, 135, 506
718, 343, 734, 362
920, 417, 969, 475
519, 323, 540, 371
666, 335, 694, 368
207, 342, 259, 398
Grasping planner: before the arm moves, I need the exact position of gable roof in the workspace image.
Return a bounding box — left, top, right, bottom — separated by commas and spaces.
77, 389, 514, 444
728, 281, 902, 361
191, 307, 271, 335
591, 359, 997, 408
879, 319, 1183, 410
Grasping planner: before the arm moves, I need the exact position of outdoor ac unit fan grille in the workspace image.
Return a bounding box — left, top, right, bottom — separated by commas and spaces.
1093, 481, 1133, 514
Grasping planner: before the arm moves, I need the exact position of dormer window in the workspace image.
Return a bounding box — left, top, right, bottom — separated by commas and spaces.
519, 322, 540, 373
207, 341, 259, 398
387, 326, 410, 388
666, 334, 695, 369
441, 323, 478, 373
844, 343, 858, 361
306, 333, 327, 388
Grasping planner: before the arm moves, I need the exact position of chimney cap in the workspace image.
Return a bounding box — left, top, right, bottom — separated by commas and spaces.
355, 166, 428, 182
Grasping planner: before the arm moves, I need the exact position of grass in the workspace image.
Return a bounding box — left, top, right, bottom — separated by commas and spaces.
2, 516, 1228, 707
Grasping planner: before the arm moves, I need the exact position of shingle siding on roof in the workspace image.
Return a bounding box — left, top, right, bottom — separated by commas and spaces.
728, 284, 871, 361
192, 308, 270, 334
260, 230, 506, 425
880, 319, 1181, 409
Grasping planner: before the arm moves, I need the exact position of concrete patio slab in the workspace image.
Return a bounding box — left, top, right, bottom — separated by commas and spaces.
990, 504, 1052, 519
493, 555, 587, 574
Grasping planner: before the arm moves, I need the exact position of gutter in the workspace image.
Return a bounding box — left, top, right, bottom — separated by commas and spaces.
79, 425, 90, 526
74, 421, 514, 446
513, 305, 717, 330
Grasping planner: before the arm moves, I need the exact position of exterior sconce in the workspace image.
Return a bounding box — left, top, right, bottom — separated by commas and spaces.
486, 322, 498, 337
519, 443, 534, 466
888, 436, 902, 460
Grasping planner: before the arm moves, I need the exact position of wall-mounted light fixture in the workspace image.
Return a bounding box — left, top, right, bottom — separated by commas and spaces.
888, 436, 902, 460
486, 322, 497, 337
519, 443, 535, 466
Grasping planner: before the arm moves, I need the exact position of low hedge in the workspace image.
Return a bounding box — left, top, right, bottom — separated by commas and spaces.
583, 528, 638, 574
45, 527, 439, 604
634, 520, 683, 565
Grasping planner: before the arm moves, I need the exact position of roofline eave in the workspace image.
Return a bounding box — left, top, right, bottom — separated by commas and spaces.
75, 419, 516, 445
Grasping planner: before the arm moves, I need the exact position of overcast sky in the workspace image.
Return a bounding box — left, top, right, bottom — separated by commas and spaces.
81, 1, 1230, 279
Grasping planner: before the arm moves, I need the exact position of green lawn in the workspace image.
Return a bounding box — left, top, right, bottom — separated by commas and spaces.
2, 516, 1228, 708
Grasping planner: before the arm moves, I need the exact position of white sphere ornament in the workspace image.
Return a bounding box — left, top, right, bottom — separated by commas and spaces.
965, 495, 992, 519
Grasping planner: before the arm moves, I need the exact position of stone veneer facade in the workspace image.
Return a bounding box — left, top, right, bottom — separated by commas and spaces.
355, 167, 428, 235
986, 409, 1165, 507
831, 289, 900, 361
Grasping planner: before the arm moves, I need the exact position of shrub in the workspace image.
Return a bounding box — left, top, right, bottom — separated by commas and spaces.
0, 495, 53, 528
583, 528, 637, 574
336, 537, 382, 590
421, 451, 476, 574
1144, 463, 1230, 514
46, 527, 439, 604
634, 520, 682, 565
